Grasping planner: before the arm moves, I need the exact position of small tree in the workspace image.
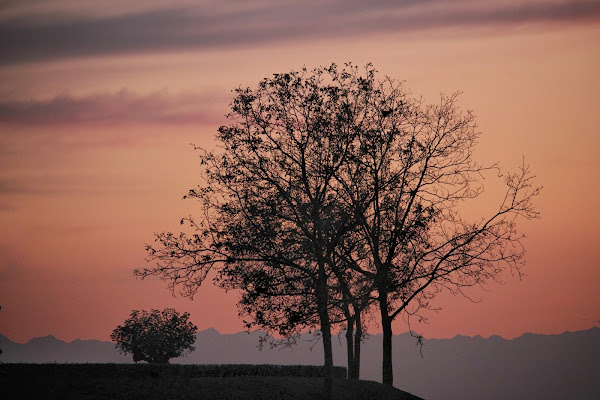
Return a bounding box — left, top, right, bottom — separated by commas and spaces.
111, 308, 197, 364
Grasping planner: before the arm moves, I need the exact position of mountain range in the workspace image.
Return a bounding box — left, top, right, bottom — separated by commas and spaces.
1, 327, 598, 400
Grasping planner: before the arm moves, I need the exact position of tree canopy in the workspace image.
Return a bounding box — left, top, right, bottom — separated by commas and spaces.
328, 88, 540, 385
137, 64, 380, 395
111, 308, 197, 364
135, 63, 539, 390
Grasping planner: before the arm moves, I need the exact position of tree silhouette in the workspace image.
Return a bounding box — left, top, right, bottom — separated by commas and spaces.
111, 308, 197, 364
330, 81, 540, 385
137, 64, 377, 397
135, 63, 539, 391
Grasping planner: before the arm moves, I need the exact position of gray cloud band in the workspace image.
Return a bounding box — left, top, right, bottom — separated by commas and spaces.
0, 91, 226, 126
1, 1, 600, 65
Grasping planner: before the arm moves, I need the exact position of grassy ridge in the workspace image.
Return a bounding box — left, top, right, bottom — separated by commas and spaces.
1, 363, 423, 400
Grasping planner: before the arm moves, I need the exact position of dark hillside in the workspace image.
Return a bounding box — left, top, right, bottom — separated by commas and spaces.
0, 363, 423, 400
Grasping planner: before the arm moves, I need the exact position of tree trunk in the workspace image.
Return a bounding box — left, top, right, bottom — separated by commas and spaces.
381, 315, 393, 386
345, 317, 354, 379
316, 267, 333, 399
379, 293, 394, 386
321, 320, 333, 400
352, 313, 362, 380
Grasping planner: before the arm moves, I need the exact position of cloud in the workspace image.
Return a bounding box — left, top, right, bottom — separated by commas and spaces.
0, 179, 33, 195
0, 175, 149, 196
0, 90, 227, 126
0, 202, 16, 213
0, 174, 155, 214
1, 0, 599, 65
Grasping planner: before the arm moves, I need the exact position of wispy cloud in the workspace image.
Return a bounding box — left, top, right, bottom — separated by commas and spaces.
1, 0, 599, 65
0, 175, 148, 196
0, 174, 155, 214
0, 90, 227, 126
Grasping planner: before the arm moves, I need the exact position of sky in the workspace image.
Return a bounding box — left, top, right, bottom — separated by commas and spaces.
0, 0, 599, 344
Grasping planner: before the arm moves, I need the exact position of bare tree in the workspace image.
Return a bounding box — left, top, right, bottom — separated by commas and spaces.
331, 72, 541, 385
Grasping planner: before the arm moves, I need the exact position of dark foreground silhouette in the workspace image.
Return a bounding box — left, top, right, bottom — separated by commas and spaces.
2, 327, 598, 399
1, 363, 422, 400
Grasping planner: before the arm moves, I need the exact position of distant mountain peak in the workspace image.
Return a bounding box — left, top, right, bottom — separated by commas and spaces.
198, 327, 220, 335
26, 335, 63, 345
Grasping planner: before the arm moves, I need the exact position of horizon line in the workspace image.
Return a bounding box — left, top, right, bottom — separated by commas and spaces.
2, 325, 598, 345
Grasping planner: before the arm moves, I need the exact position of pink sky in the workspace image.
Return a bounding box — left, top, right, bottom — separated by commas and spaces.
1, 0, 599, 343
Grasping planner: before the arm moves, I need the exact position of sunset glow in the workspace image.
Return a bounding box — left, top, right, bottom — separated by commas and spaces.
1, 0, 599, 343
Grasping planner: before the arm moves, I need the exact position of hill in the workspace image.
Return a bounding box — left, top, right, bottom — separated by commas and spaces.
1, 363, 423, 400
1, 327, 598, 399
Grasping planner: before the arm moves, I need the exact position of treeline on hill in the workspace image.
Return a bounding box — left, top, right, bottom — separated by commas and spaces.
2, 363, 347, 379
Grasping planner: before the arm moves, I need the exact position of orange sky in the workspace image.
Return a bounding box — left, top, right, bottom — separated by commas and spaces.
1, 1, 599, 343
